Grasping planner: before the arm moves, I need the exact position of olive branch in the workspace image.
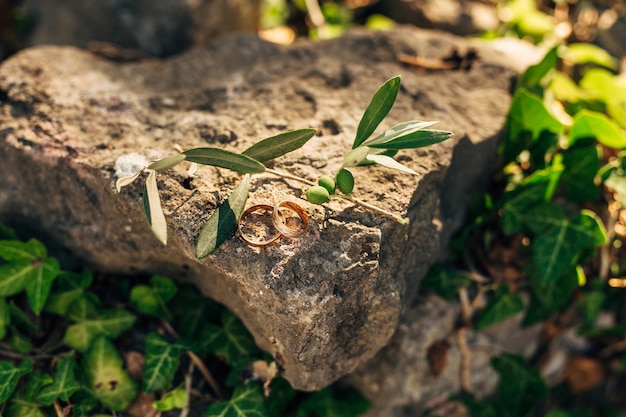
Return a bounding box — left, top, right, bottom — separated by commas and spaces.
116, 75, 454, 258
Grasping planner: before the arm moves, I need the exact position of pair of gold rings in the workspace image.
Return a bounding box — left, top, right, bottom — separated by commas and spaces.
238, 201, 309, 247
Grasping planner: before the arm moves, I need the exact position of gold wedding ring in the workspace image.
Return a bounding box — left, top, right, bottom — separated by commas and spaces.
238, 201, 309, 247
238, 204, 282, 247
272, 200, 309, 239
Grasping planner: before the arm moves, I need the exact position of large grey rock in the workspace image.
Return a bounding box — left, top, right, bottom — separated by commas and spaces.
0, 27, 517, 390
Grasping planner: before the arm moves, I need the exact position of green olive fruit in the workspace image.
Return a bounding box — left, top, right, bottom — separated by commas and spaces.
335, 169, 355, 194
318, 175, 336, 194
306, 185, 330, 205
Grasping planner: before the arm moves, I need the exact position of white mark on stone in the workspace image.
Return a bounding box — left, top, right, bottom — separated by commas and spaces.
114, 153, 149, 178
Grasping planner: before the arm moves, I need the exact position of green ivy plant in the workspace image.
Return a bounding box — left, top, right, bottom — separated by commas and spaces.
0, 227, 370, 416
423, 42, 626, 416
116, 75, 453, 257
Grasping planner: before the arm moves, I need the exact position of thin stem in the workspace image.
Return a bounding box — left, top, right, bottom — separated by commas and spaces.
264, 168, 409, 224
332, 194, 409, 225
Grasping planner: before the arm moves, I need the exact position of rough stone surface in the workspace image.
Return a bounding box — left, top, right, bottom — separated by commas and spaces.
347, 293, 542, 416
0, 27, 517, 390
21, 0, 260, 57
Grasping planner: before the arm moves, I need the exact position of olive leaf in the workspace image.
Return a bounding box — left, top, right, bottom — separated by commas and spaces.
183, 148, 265, 173
353, 75, 401, 149
147, 153, 187, 171
365, 154, 418, 175
242, 128, 317, 163
196, 175, 251, 258
362, 120, 439, 147
367, 129, 453, 150
143, 170, 168, 245
115, 168, 145, 192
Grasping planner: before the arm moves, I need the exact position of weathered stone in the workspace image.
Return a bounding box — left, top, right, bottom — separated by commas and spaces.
20, 0, 260, 57
0, 27, 517, 390
347, 293, 542, 416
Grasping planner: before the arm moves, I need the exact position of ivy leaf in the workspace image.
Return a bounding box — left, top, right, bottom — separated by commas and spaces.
170, 285, 220, 339
569, 110, 626, 149
604, 165, 626, 207
0, 240, 60, 314
64, 307, 136, 352
366, 129, 453, 150
474, 287, 525, 331
503, 89, 564, 161
130, 275, 177, 320
564, 43, 619, 70
143, 333, 186, 393
147, 153, 187, 171
352, 75, 401, 149
500, 165, 564, 235
519, 45, 558, 89
196, 175, 250, 258
0, 298, 8, 339
82, 335, 138, 411
421, 265, 470, 300
153, 384, 187, 411
204, 383, 268, 417
36, 355, 81, 404
294, 386, 370, 417
192, 310, 259, 364
242, 128, 317, 163
578, 289, 605, 326
183, 148, 265, 173
267, 377, 297, 417
561, 144, 600, 202
0, 359, 32, 403
532, 210, 607, 284
144, 170, 168, 245
45, 270, 93, 316
364, 154, 418, 175
492, 354, 547, 417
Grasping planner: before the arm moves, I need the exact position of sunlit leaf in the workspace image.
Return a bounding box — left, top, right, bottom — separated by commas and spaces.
183, 148, 265, 173
24, 257, 60, 315
520, 46, 558, 88
605, 167, 626, 207
507, 89, 564, 141
0, 359, 32, 403
36, 355, 80, 404
130, 275, 177, 319
474, 287, 524, 331
367, 129, 453, 150
64, 308, 136, 352
147, 153, 187, 171
204, 383, 268, 417
491, 353, 547, 417
242, 129, 317, 162
153, 385, 187, 411
144, 170, 168, 245
82, 335, 137, 411
564, 43, 619, 70
352, 76, 401, 149
0, 239, 45, 263
143, 333, 186, 393
365, 154, 418, 175
569, 110, 626, 149
196, 175, 250, 258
